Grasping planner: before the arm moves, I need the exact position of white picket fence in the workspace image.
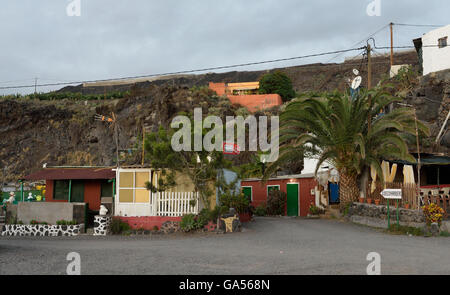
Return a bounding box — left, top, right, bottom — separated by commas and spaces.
155, 192, 199, 217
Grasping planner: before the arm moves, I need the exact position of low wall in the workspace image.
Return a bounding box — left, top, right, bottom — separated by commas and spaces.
1, 224, 84, 236
347, 202, 425, 229
7, 202, 86, 225
117, 216, 182, 230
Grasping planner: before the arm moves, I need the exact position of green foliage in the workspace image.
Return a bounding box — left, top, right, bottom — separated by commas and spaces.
342, 202, 353, 217
309, 204, 322, 215
56, 220, 77, 225
259, 71, 296, 102
266, 190, 287, 215
254, 203, 267, 216
180, 214, 204, 232
0, 91, 129, 101
219, 192, 250, 214
144, 124, 232, 207
265, 87, 430, 205
152, 225, 159, 231
385, 225, 424, 236
110, 218, 131, 235
440, 231, 450, 237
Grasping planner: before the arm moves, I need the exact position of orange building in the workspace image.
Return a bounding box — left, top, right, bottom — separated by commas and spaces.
209, 82, 282, 112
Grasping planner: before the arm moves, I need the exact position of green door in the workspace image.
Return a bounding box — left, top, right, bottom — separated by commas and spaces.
286, 183, 299, 216
71, 181, 85, 203
242, 187, 252, 202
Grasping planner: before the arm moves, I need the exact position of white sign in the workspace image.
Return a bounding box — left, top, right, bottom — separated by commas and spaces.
380, 189, 402, 199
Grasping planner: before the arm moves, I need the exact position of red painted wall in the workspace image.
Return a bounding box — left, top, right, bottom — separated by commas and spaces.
117, 216, 182, 230
241, 177, 317, 217
45, 179, 103, 211
227, 94, 282, 112
208, 82, 283, 112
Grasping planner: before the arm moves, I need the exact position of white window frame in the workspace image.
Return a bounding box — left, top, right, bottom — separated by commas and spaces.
266, 185, 280, 198
117, 169, 152, 204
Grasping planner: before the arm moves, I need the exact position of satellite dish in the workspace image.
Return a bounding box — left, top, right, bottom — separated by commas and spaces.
353, 69, 359, 76
351, 76, 362, 89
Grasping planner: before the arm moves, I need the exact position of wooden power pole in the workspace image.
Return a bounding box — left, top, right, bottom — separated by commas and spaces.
367, 44, 372, 133
390, 22, 394, 68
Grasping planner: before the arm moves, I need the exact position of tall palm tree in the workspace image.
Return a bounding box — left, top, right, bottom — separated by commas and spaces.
265, 88, 429, 208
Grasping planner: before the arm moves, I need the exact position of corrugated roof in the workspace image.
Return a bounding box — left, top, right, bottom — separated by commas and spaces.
24, 168, 115, 180
243, 173, 316, 182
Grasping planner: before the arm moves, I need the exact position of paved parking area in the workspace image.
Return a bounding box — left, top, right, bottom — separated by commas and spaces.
1, 217, 449, 275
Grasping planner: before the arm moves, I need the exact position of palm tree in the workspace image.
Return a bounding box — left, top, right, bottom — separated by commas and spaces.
265, 87, 429, 208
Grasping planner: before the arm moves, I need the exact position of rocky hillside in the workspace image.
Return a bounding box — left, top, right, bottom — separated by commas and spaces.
0, 85, 276, 183
1, 51, 448, 186
58, 51, 418, 95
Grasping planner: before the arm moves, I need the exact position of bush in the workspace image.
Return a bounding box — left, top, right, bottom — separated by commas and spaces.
254, 203, 267, 216
180, 214, 204, 232
219, 193, 250, 214
152, 226, 159, 231
309, 204, 322, 215
110, 218, 131, 235
266, 190, 287, 215
259, 71, 296, 102
56, 220, 77, 225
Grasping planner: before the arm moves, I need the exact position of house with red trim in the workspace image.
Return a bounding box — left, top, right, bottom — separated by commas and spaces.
24, 167, 115, 212
241, 173, 318, 217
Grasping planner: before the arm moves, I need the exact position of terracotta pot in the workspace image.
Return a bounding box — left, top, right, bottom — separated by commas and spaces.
404, 204, 410, 209
374, 199, 380, 205
359, 197, 365, 203
366, 198, 373, 204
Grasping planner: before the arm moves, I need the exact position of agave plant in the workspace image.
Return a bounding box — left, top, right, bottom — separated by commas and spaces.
265, 87, 429, 208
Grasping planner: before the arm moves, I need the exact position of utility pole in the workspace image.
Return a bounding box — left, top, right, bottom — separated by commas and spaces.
367, 44, 372, 133
390, 22, 394, 68
413, 108, 421, 210
34, 77, 38, 94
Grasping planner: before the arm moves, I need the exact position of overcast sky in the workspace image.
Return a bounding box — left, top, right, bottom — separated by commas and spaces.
0, 0, 448, 95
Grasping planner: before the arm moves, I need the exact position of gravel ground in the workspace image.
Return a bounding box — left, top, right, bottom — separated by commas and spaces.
0, 217, 449, 275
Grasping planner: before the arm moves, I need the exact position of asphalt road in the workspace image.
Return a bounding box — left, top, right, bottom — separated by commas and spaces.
1, 217, 449, 275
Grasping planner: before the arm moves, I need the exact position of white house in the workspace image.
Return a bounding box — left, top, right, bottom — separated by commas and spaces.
414, 25, 450, 76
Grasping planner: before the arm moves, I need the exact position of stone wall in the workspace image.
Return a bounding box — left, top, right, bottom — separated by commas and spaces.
6, 202, 86, 225
347, 202, 425, 229
1, 224, 84, 236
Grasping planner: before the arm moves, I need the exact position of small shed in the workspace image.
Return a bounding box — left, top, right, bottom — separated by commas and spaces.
241, 173, 318, 217
24, 167, 115, 211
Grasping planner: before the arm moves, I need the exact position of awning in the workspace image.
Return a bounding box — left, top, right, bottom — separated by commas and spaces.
387, 154, 450, 166
24, 167, 115, 180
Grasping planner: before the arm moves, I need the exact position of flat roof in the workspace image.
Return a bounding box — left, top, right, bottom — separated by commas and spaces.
24, 167, 116, 181
242, 173, 316, 182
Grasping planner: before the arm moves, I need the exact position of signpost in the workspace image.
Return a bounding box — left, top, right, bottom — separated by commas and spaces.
381, 189, 402, 229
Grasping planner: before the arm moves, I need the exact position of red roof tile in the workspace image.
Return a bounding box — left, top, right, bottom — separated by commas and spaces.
24, 168, 115, 180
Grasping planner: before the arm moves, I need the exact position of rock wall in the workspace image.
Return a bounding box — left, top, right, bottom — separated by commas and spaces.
1, 224, 83, 236
347, 202, 425, 229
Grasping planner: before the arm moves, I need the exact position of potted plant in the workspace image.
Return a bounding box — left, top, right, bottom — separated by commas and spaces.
366, 198, 373, 204
422, 203, 445, 236
404, 202, 410, 209
374, 198, 381, 205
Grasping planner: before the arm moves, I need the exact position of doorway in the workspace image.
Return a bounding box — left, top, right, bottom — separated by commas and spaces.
286, 183, 299, 216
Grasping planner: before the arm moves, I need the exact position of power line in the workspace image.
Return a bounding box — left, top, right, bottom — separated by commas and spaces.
326, 24, 390, 63
393, 23, 445, 28
0, 47, 365, 90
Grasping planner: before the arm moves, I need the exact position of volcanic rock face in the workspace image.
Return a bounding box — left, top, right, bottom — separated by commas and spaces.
404, 69, 450, 154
